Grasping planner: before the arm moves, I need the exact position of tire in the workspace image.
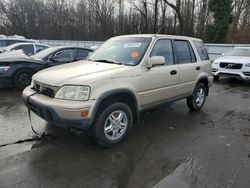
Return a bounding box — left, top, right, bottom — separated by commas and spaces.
93, 102, 133, 147
187, 83, 207, 111
13, 69, 34, 90
213, 75, 220, 81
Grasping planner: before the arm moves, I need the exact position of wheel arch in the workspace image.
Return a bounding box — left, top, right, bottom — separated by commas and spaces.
92, 89, 139, 124
12, 67, 36, 88
197, 76, 209, 96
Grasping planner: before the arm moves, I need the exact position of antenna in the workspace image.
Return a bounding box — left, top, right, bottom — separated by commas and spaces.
155, 24, 167, 36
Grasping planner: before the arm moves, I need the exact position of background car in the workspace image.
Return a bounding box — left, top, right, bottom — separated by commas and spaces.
212, 47, 250, 81
0, 37, 38, 49
0, 43, 49, 55
0, 46, 93, 90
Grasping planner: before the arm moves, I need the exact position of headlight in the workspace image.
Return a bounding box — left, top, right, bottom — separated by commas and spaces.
55, 85, 90, 101
245, 63, 250, 67
213, 61, 219, 65
0, 66, 10, 72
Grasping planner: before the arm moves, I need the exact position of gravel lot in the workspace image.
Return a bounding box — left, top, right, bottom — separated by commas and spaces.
0, 78, 250, 188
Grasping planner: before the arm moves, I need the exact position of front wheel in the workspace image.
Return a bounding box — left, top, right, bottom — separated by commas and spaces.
94, 102, 133, 147
13, 69, 34, 90
187, 83, 207, 111
213, 75, 220, 81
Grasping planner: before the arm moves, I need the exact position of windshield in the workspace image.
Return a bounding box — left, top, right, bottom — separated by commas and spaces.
227, 48, 250, 57
32, 47, 57, 59
88, 37, 152, 66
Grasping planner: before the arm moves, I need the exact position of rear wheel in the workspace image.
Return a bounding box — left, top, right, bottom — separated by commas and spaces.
13, 69, 34, 90
213, 75, 220, 81
93, 102, 133, 147
187, 83, 207, 111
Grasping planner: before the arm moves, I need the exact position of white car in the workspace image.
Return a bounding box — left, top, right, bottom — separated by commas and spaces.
0, 43, 49, 55
212, 47, 250, 80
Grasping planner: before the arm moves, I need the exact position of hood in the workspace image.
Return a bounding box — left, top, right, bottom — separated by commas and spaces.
33, 61, 127, 86
215, 56, 250, 64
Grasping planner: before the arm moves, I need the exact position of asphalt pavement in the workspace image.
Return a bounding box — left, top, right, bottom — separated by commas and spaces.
0, 78, 250, 188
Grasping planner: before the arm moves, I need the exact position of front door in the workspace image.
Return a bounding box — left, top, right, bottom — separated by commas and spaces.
139, 39, 180, 107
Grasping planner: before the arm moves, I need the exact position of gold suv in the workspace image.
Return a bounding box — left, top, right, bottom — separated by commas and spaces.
23, 34, 213, 146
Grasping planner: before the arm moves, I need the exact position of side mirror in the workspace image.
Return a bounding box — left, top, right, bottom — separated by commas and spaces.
49, 55, 55, 62
147, 56, 165, 68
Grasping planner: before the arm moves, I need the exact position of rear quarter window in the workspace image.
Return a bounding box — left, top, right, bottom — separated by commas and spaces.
193, 41, 209, 60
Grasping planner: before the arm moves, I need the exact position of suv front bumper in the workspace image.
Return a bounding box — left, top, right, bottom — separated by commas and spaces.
212, 70, 250, 80
22, 86, 96, 129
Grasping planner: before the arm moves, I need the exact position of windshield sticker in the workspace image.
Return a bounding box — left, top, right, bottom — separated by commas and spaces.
130, 51, 140, 59
124, 43, 142, 48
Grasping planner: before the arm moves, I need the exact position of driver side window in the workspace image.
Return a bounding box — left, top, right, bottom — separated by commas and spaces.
53, 49, 75, 63
150, 39, 174, 65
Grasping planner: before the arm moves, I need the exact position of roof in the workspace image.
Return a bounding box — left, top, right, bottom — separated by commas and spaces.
114, 34, 202, 41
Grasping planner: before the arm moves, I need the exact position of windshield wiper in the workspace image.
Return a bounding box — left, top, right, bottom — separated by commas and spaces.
93, 59, 123, 65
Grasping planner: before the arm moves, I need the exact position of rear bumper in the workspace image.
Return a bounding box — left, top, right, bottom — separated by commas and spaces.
22, 86, 96, 129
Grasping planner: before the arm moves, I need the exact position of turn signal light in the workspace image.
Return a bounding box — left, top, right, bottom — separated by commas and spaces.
81, 111, 89, 117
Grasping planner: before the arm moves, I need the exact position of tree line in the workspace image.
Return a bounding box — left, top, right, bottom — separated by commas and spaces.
0, 0, 249, 43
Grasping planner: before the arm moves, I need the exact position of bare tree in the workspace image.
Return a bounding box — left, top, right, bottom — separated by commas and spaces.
0, 0, 249, 43
162, 0, 183, 34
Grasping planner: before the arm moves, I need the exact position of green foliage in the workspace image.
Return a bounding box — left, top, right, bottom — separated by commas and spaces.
208, 0, 234, 43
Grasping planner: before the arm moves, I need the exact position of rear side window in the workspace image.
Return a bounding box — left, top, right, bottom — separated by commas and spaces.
175, 40, 196, 64
194, 41, 209, 60
0, 40, 6, 47
76, 49, 91, 60
53, 49, 75, 63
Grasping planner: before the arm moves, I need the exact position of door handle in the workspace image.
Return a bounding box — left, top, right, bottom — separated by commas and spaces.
170, 70, 177, 75
196, 66, 201, 71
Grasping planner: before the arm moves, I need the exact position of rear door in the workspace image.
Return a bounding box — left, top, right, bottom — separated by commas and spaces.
174, 40, 200, 95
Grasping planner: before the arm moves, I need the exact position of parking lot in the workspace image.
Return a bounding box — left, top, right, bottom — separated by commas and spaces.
0, 78, 250, 188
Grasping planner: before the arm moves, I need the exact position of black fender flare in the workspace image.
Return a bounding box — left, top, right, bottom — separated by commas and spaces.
90, 89, 139, 124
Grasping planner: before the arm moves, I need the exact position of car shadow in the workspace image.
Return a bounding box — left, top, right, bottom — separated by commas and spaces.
27, 101, 206, 187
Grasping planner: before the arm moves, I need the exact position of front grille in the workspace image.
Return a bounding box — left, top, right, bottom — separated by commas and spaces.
220, 62, 242, 69
32, 82, 58, 98
243, 72, 250, 76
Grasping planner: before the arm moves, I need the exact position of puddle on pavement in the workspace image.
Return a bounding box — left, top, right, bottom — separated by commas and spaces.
0, 133, 55, 159
152, 158, 199, 188
0, 142, 34, 159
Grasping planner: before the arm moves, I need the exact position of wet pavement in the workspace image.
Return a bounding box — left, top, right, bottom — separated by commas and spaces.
0, 79, 250, 188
